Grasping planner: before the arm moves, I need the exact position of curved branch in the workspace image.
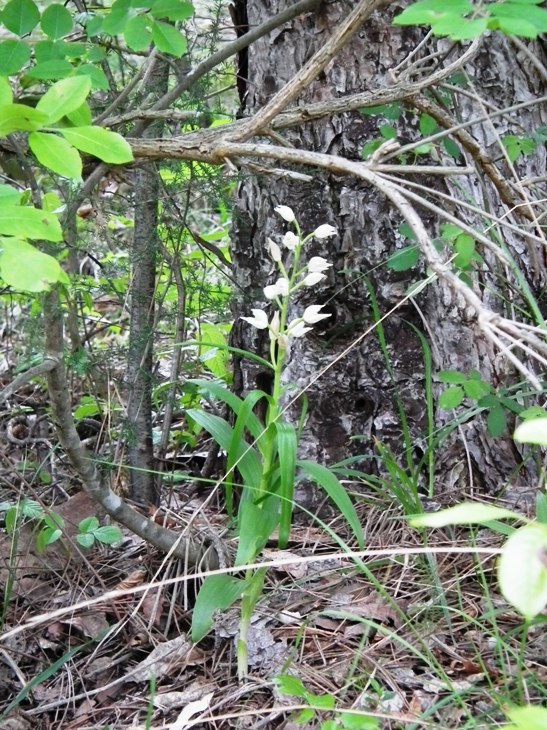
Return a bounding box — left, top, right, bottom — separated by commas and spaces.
43, 287, 218, 568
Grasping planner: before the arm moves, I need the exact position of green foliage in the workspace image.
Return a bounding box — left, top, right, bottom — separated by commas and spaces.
411, 491, 547, 620
0, 498, 121, 553
393, 0, 547, 40
437, 369, 513, 437
275, 675, 379, 729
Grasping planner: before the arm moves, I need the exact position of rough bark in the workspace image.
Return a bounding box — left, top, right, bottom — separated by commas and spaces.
126, 59, 169, 506
230, 0, 547, 501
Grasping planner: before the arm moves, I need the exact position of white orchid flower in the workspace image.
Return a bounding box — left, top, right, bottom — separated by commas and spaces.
287, 319, 313, 338
282, 231, 299, 250
240, 308, 269, 329
308, 256, 332, 273
264, 277, 290, 300
268, 311, 280, 341
313, 224, 337, 239
274, 205, 296, 223
266, 238, 282, 262
303, 304, 331, 324
302, 272, 326, 287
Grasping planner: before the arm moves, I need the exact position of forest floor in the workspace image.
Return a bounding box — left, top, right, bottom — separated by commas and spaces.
0, 376, 546, 729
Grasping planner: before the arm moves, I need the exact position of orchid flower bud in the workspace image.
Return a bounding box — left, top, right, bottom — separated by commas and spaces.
274, 205, 296, 223
266, 238, 282, 262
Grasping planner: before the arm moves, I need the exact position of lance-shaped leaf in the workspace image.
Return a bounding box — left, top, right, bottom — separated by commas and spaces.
29, 132, 82, 180
0, 238, 68, 292
0, 104, 48, 137
59, 126, 133, 163
0, 206, 62, 241
36, 76, 92, 124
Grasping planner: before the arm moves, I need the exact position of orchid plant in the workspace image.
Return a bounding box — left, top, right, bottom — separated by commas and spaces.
190, 207, 363, 678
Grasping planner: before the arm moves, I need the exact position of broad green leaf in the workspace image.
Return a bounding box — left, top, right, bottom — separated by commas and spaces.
79, 516, 100, 532
199, 323, 229, 379
499, 523, 547, 619
489, 3, 547, 34
34, 39, 66, 63
486, 405, 506, 438
0, 185, 21, 204
438, 385, 464, 409
29, 132, 82, 179
76, 533, 95, 548
92, 525, 122, 544
462, 378, 490, 400
437, 369, 466, 384
453, 234, 475, 268
0, 78, 12, 106
2, 0, 40, 36
235, 501, 278, 566
441, 17, 488, 40
0, 239, 67, 291
24, 60, 73, 80
41, 192, 62, 212
274, 674, 308, 699
59, 126, 133, 163
442, 137, 462, 159
410, 502, 519, 528
36, 76, 91, 124
151, 20, 187, 56
0, 40, 31, 75
0, 206, 62, 241
379, 124, 397, 140
0, 103, 48, 136
520, 407, 547, 420
102, 0, 132, 34
150, 0, 194, 21
393, 0, 472, 26
124, 14, 152, 51
297, 460, 364, 547
514, 417, 547, 446
40, 4, 73, 39
386, 245, 419, 272
191, 575, 246, 642
75, 64, 110, 90
275, 421, 297, 548
504, 706, 547, 730
359, 102, 401, 120
419, 113, 437, 136
66, 102, 92, 127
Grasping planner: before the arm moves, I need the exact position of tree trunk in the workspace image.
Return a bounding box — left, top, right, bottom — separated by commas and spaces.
126, 59, 169, 507
231, 0, 546, 504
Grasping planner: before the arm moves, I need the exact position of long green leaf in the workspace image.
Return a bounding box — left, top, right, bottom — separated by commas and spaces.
186, 409, 262, 490
0, 206, 62, 241
59, 126, 133, 164
189, 379, 264, 440
191, 575, 246, 642
28, 132, 82, 179
36, 76, 92, 124
227, 390, 268, 516
275, 422, 297, 548
235, 501, 278, 567
0, 642, 88, 720
297, 460, 364, 548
